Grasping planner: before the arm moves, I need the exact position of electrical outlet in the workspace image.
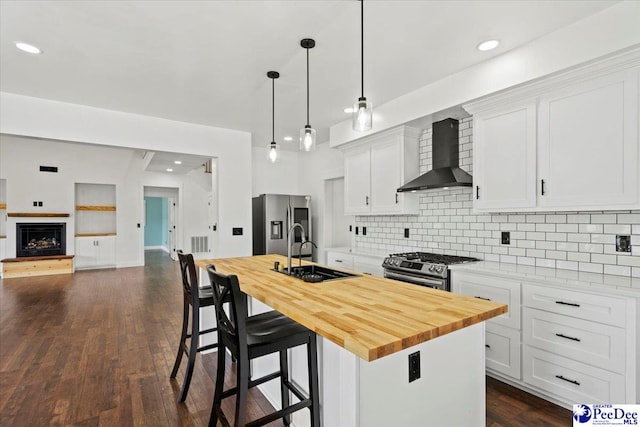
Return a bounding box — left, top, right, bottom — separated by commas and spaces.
409, 351, 420, 382
232, 227, 243, 236
38, 201, 43, 207
616, 235, 631, 252
404, 228, 410, 238
33, 201, 37, 207
363, 227, 367, 236
501, 232, 510, 245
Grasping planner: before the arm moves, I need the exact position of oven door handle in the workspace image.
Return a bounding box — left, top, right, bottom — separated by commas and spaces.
384, 270, 446, 289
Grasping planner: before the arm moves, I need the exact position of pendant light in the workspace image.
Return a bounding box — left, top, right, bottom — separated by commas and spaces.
352, 0, 372, 132
267, 71, 280, 163
300, 38, 316, 152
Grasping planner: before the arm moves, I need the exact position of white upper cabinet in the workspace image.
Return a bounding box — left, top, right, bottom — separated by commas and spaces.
344, 147, 371, 214
473, 103, 537, 210
342, 126, 420, 215
466, 51, 640, 213
537, 70, 638, 210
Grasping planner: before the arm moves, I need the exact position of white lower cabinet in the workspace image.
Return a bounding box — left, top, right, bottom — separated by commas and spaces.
485, 323, 521, 379
452, 268, 637, 409
75, 236, 116, 269
523, 346, 626, 405
326, 250, 384, 278
452, 271, 522, 381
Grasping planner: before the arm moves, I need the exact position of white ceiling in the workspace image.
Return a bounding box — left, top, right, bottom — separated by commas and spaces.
0, 0, 620, 156
142, 150, 211, 175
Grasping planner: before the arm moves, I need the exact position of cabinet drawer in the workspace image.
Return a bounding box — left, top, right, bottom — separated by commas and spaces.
523, 346, 625, 404
522, 284, 626, 327
523, 308, 625, 373
485, 323, 521, 380
326, 252, 354, 270
453, 272, 521, 329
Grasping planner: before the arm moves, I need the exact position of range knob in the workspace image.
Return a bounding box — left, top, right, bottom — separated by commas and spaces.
428, 265, 435, 272
435, 266, 444, 274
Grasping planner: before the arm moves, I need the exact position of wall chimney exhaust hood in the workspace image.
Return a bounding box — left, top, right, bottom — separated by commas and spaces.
397, 118, 472, 192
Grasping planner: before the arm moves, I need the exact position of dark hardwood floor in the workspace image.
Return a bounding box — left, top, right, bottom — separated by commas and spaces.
0, 250, 570, 426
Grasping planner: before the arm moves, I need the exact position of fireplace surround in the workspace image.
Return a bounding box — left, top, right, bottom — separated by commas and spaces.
16, 223, 66, 257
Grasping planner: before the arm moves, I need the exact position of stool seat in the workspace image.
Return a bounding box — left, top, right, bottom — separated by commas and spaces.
246, 312, 310, 348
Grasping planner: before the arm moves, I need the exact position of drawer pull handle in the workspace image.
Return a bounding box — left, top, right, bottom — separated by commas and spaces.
363, 272, 372, 275
555, 300, 580, 308
334, 260, 343, 263
555, 375, 580, 386
556, 333, 581, 342
485, 344, 491, 349
475, 296, 491, 301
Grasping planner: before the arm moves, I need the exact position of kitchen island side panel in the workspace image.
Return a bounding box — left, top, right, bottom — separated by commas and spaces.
358, 322, 486, 427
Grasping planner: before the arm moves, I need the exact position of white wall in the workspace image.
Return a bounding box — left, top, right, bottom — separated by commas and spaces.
0, 135, 144, 265
0, 93, 252, 259
251, 147, 301, 197
330, 0, 640, 146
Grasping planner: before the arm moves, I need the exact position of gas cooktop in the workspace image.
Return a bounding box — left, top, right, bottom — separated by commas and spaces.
388, 252, 480, 265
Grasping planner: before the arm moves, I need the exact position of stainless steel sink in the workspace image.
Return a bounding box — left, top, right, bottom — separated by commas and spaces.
277, 265, 359, 282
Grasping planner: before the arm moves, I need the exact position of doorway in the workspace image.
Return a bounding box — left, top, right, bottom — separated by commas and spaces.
143, 186, 179, 261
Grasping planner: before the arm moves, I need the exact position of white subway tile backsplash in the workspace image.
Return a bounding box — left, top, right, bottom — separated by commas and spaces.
579, 262, 603, 274
618, 256, 640, 267
579, 243, 604, 253
556, 224, 578, 233
354, 118, 639, 277
556, 242, 579, 252
604, 264, 631, 276
604, 224, 631, 234
591, 214, 617, 224
579, 224, 603, 233
618, 213, 640, 224
591, 253, 616, 265
556, 260, 578, 271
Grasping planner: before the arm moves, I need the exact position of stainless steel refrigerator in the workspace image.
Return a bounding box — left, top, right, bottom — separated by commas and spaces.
252, 194, 312, 258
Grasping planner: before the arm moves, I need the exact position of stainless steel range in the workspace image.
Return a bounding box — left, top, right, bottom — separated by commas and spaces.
382, 252, 480, 291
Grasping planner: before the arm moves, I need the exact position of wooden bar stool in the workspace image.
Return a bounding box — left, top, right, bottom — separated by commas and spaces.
170, 250, 218, 402
206, 265, 320, 427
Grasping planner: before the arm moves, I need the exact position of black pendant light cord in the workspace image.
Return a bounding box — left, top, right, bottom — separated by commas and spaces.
360, 0, 364, 99
306, 47, 310, 126
272, 76, 275, 141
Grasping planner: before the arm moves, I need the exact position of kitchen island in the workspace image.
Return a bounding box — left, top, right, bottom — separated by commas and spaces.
195, 255, 507, 427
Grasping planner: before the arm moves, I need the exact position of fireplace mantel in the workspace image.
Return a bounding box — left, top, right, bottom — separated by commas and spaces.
8, 213, 70, 217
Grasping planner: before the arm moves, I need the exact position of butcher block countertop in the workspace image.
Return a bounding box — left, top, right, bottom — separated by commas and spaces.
195, 254, 507, 361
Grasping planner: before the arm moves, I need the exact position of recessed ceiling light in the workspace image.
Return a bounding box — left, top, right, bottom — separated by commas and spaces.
166, 168, 173, 172
283, 136, 293, 142
344, 107, 354, 114
174, 160, 182, 165
477, 40, 500, 52
15, 42, 42, 55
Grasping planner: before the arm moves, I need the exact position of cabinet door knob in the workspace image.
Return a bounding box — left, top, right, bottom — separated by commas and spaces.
541, 179, 546, 196
395, 193, 399, 204
476, 186, 480, 200
365, 196, 369, 206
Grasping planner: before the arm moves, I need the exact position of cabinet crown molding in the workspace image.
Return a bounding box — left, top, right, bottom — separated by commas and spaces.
464, 46, 640, 114
338, 125, 422, 152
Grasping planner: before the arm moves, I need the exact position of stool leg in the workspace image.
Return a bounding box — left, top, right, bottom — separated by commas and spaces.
234, 354, 249, 427
170, 299, 189, 379
209, 343, 226, 427
279, 349, 291, 426
307, 334, 320, 427
177, 304, 199, 402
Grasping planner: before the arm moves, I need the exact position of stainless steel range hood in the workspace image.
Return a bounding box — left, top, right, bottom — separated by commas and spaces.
397, 118, 472, 192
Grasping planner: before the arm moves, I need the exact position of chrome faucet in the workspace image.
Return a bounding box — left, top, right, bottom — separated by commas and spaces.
287, 223, 306, 275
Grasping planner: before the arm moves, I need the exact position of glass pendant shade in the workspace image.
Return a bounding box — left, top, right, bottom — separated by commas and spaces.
268, 141, 279, 163
300, 125, 316, 152
352, 97, 372, 132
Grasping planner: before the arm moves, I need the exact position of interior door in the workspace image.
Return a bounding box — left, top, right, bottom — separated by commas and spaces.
168, 197, 177, 260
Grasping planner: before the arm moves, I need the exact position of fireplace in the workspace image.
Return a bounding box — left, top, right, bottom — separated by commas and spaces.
16, 223, 66, 257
